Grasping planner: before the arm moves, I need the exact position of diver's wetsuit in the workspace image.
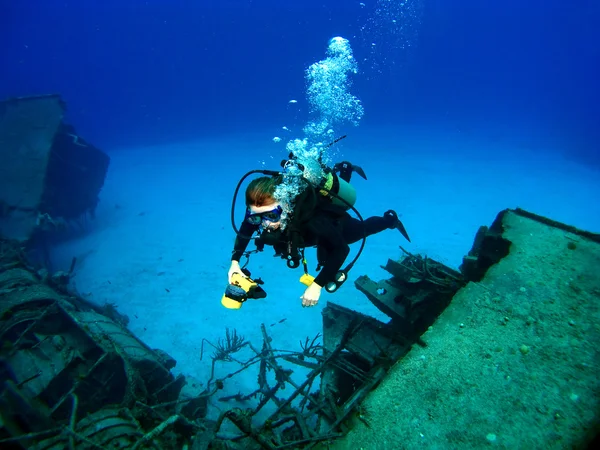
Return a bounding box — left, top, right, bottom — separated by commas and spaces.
231, 210, 394, 287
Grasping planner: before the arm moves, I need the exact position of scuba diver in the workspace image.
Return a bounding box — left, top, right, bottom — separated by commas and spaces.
225, 151, 411, 309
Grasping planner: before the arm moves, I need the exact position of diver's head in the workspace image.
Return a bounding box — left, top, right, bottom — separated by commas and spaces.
245, 176, 284, 230
245, 176, 281, 207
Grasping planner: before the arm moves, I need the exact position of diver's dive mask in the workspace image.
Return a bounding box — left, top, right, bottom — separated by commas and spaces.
245, 205, 283, 225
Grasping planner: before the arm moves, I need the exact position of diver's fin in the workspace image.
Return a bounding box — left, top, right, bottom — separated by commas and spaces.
353, 165, 367, 180
384, 210, 411, 242
333, 161, 368, 182
396, 219, 411, 242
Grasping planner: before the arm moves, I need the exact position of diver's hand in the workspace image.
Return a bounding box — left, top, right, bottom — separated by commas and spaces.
301, 282, 322, 307
228, 261, 241, 284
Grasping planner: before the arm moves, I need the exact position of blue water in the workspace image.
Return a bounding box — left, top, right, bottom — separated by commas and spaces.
2, 1, 600, 447
2, 0, 598, 161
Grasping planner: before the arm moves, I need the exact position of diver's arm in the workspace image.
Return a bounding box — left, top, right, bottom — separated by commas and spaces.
231, 220, 258, 262
228, 221, 258, 283
308, 217, 350, 287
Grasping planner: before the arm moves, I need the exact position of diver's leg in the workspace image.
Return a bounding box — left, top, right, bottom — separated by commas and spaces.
343, 211, 410, 244
342, 216, 394, 244
335, 162, 353, 182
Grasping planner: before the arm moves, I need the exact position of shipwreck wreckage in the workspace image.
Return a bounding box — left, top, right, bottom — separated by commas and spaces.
0, 230, 471, 450
1, 95, 599, 449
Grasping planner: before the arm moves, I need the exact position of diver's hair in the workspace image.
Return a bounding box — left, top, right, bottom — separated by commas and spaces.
245, 176, 283, 206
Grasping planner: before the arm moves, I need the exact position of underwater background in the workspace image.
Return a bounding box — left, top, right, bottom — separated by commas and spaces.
1, 0, 600, 448
2, 0, 599, 157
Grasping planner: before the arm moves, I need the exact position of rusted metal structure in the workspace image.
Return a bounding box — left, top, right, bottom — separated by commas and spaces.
0, 95, 109, 242
0, 239, 198, 449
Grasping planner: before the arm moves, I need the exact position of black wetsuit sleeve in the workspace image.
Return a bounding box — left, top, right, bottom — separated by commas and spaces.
307, 216, 350, 287
231, 220, 258, 261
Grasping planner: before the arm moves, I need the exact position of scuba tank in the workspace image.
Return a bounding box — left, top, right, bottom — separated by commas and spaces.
318, 170, 357, 209
280, 144, 359, 212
